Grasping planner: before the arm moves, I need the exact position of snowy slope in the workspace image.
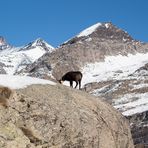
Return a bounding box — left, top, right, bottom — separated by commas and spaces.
77, 23, 102, 37
82, 53, 148, 85
0, 74, 56, 89
0, 39, 54, 74
81, 53, 148, 116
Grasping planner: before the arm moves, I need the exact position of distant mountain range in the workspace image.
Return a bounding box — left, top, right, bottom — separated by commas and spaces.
0, 38, 54, 75
0, 22, 148, 147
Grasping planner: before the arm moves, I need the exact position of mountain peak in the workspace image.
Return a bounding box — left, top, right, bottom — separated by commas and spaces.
21, 38, 54, 52
31, 38, 54, 49
77, 23, 103, 37
0, 36, 6, 45
62, 22, 134, 46
0, 36, 11, 50
77, 22, 114, 37
77, 22, 133, 41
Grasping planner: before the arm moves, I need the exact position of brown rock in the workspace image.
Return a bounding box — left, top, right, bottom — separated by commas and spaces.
0, 84, 134, 148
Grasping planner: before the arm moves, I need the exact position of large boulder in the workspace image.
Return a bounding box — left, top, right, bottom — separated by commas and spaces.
0, 85, 134, 148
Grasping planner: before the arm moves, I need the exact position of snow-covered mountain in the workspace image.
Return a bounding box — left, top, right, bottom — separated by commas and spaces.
62, 22, 134, 46
18, 22, 148, 146
0, 38, 54, 75
0, 36, 12, 50
0, 22, 148, 146
82, 53, 148, 146
23, 22, 148, 79
82, 53, 148, 115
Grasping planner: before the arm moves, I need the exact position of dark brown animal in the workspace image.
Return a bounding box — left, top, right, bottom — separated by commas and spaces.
59, 71, 83, 89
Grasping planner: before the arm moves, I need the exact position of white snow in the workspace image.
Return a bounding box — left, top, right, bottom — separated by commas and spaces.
0, 41, 55, 75
130, 83, 148, 90
81, 53, 148, 86
31, 38, 54, 49
81, 52, 148, 116
114, 93, 148, 116
0, 53, 31, 74
90, 82, 122, 97
77, 23, 102, 37
105, 23, 110, 28
20, 46, 46, 62
0, 74, 56, 89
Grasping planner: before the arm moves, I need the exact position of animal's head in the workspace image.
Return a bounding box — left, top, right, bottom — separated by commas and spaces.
58, 79, 64, 84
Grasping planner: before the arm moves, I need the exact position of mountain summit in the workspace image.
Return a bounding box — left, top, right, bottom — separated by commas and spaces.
62, 22, 134, 46
0, 38, 54, 75
0, 36, 11, 50
0, 36, 6, 45
20, 38, 54, 52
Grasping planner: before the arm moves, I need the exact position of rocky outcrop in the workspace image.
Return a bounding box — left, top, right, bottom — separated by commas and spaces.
127, 111, 148, 147
0, 85, 134, 148
84, 77, 148, 147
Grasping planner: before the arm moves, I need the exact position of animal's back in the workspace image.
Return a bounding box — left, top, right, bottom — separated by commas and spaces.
63, 71, 82, 81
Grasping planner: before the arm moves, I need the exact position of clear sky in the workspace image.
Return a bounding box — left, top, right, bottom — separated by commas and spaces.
0, 0, 148, 47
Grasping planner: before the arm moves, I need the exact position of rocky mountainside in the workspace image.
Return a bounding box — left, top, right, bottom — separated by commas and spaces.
15, 22, 148, 147
0, 38, 54, 75
0, 84, 134, 148
0, 22, 148, 147
20, 22, 148, 79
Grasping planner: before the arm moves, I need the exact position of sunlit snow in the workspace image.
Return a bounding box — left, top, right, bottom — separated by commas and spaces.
114, 93, 148, 116
77, 23, 102, 37
81, 53, 148, 86
81, 52, 148, 116
0, 44, 54, 74
0, 74, 56, 89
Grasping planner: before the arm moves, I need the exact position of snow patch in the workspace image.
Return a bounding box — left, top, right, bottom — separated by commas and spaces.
77, 23, 102, 37
105, 23, 110, 28
0, 74, 56, 89
82, 53, 148, 86
114, 93, 148, 116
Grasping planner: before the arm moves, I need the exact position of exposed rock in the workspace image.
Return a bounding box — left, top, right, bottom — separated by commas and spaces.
84, 78, 148, 147
0, 85, 134, 148
127, 111, 148, 147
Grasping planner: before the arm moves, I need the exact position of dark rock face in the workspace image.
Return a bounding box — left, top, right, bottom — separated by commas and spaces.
127, 111, 148, 147
0, 62, 6, 74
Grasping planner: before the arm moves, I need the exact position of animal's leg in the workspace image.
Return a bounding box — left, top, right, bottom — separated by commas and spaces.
75, 81, 78, 88
78, 80, 81, 89
70, 81, 73, 88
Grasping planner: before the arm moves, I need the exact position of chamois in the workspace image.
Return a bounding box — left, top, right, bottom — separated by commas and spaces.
59, 71, 83, 89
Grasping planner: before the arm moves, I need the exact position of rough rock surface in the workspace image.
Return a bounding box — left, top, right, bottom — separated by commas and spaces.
84, 77, 148, 147
0, 85, 134, 148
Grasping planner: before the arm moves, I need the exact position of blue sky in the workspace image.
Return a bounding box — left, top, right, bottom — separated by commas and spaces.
0, 0, 148, 47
